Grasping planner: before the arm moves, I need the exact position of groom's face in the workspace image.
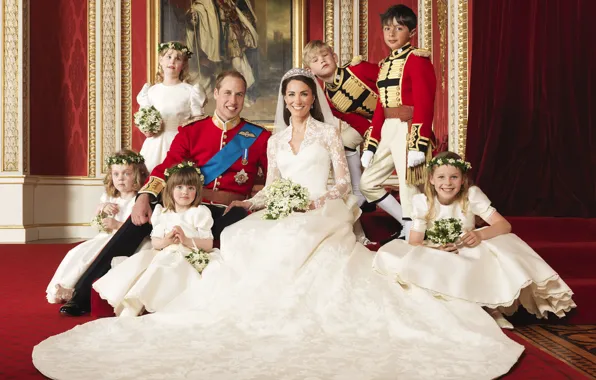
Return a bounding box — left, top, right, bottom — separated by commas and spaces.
214, 77, 246, 121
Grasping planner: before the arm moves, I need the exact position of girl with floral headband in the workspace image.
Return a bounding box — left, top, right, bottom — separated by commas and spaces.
46, 150, 150, 304
93, 162, 218, 316
136, 41, 207, 172
374, 151, 576, 328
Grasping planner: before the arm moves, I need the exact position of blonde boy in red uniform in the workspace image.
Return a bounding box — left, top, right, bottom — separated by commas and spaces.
304, 40, 412, 209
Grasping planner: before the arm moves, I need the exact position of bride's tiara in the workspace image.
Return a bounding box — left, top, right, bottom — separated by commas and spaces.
281, 68, 316, 81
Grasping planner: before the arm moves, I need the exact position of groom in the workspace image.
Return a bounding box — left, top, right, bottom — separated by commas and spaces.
60, 70, 271, 316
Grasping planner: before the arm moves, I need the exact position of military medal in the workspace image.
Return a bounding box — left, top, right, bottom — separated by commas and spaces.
241, 149, 249, 165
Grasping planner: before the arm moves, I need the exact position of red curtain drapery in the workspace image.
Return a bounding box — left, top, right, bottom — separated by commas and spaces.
466, 0, 596, 217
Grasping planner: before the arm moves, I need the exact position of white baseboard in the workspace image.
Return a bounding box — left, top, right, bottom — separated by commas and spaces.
0, 176, 105, 242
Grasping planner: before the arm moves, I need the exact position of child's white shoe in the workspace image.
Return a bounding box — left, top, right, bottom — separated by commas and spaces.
488, 309, 514, 329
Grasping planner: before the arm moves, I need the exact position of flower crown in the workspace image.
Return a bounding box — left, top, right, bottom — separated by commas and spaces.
427, 156, 472, 172
282, 68, 316, 82
105, 152, 145, 167
158, 42, 193, 58
164, 161, 205, 184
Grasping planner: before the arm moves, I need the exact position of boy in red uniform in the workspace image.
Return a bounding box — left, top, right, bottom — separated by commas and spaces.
304, 40, 412, 210
360, 4, 436, 241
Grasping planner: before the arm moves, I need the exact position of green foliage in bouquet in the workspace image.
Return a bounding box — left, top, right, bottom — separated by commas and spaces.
185, 249, 210, 274
91, 212, 111, 233
426, 218, 463, 245
134, 106, 162, 135
263, 178, 310, 220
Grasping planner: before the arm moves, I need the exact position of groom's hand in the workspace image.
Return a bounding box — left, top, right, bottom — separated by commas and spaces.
131, 194, 153, 226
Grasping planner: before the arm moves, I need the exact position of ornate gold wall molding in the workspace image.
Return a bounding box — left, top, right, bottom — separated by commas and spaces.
447, 0, 469, 158
22, 0, 30, 174
324, 0, 334, 48
88, 0, 97, 177
339, 0, 353, 65
359, 0, 368, 60
120, 0, 132, 149
437, 0, 447, 90
2, 0, 21, 172
101, 0, 116, 173
419, 0, 432, 50
457, 0, 468, 158
292, 0, 307, 68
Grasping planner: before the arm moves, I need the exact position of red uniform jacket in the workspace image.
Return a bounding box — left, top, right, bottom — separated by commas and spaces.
365, 44, 436, 154
324, 58, 386, 137
140, 115, 271, 198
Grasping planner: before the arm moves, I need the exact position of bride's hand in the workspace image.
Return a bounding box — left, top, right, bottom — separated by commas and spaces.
224, 200, 252, 215
438, 243, 459, 254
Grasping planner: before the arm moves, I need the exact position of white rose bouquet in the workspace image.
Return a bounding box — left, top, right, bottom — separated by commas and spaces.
426, 218, 463, 246
134, 105, 162, 135
91, 211, 112, 233
263, 178, 310, 220
185, 249, 210, 274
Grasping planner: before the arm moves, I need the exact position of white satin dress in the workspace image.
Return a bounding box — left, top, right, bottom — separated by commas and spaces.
374, 187, 576, 318
137, 82, 205, 172
33, 117, 524, 380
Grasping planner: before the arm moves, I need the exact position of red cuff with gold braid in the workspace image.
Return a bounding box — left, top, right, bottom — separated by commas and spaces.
408, 124, 431, 153
139, 176, 166, 198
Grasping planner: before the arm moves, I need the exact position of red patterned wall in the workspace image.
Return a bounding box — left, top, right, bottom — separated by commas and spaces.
30, 1, 88, 176
131, 1, 148, 153
432, 0, 448, 152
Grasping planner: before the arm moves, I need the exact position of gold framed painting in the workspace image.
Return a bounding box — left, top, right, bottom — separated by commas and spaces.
147, 0, 306, 125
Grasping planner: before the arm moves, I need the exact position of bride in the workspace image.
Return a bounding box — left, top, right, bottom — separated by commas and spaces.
33, 69, 524, 380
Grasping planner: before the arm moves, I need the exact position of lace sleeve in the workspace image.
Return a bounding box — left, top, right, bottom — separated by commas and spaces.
246, 136, 281, 210
312, 125, 351, 209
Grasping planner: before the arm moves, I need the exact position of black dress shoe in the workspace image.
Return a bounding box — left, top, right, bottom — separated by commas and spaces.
60, 300, 90, 317
360, 201, 377, 213
380, 226, 405, 245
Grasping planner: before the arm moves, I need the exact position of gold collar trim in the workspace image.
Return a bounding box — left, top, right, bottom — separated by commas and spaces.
212, 113, 241, 131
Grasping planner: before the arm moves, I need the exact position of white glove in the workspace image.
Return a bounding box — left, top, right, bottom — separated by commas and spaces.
361, 150, 374, 168
407, 150, 426, 168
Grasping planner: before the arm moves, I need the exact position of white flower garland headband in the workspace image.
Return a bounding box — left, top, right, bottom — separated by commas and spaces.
426, 156, 472, 173
158, 42, 193, 58
164, 161, 205, 184
105, 152, 145, 167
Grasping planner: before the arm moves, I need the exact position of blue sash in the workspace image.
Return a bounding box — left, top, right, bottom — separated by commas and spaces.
201, 122, 263, 185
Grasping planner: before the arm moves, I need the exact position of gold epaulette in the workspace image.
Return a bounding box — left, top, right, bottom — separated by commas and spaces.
349, 55, 362, 66
412, 48, 432, 58
139, 176, 166, 197
243, 119, 267, 130
181, 114, 208, 127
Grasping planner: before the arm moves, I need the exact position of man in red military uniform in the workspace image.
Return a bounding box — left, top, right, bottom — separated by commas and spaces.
60, 70, 270, 316
360, 4, 436, 242
304, 40, 412, 210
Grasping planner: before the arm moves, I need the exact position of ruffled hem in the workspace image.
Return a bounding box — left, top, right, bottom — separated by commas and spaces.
393, 272, 576, 319
46, 284, 74, 304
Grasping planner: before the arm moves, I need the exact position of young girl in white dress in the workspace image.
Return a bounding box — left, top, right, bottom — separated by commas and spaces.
137, 41, 207, 172
93, 162, 215, 316
46, 150, 150, 304
374, 151, 576, 328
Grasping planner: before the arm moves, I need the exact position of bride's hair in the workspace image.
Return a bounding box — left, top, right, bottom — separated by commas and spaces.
280, 75, 325, 126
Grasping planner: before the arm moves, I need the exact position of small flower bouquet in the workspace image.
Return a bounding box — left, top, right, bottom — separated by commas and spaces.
185, 249, 211, 274
426, 218, 463, 246
134, 105, 162, 135
91, 211, 111, 233
263, 178, 310, 220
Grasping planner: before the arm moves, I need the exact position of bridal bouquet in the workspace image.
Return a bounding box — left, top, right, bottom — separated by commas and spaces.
90, 211, 112, 233
134, 105, 162, 135
263, 178, 310, 220
426, 218, 463, 245
185, 249, 210, 274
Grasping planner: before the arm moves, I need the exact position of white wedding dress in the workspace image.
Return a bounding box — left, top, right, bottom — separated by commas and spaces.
33, 117, 523, 380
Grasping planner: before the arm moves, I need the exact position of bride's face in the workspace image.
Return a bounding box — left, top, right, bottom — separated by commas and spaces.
284, 79, 315, 120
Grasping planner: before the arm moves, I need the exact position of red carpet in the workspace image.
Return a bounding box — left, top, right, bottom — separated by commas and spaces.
0, 227, 592, 379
